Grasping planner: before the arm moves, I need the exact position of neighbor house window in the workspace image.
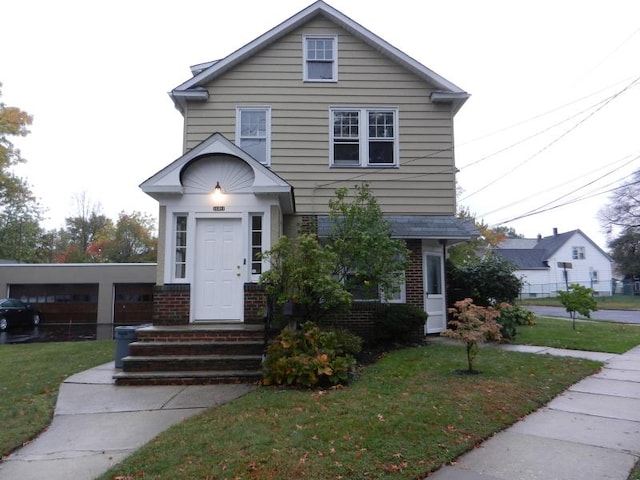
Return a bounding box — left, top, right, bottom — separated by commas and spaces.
304, 35, 337, 81
572, 246, 585, 260
236, 107, 271, 165
250, 214, 263, 276
331, 108, 398, 167
175, 215, 187, 279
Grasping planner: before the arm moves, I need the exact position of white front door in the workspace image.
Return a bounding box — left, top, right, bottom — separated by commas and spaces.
424, 252, 446, 333
194, 218, 243, 321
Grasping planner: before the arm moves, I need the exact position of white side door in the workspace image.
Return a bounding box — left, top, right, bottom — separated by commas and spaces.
194, 218, 243, 321
424, 252, 446, 333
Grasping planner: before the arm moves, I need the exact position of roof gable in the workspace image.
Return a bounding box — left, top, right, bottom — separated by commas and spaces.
494, 229, 612, 270
139, 133, 294, 213
170, 1, 468, 112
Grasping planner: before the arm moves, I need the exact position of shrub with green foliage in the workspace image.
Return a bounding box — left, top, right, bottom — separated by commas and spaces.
558, 284, 598, 330
262, 322, 360, 387
372, 303, 428, 345
447, 255, 522, 307
495, 303, 536, 340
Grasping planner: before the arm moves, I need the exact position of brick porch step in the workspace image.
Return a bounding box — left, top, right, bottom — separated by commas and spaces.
113, 369, 263, 386
129, 340, 265, 357
121, 354, 262, 372
114, 323, 271, 386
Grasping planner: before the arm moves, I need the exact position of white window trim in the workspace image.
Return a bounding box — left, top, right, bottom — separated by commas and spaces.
329, 107, 399, 167
572, 246, 586, 260
303, 35, 338, 82
235, 106, 272, 166
249, 213, 264, 282
172, 213, 189, 283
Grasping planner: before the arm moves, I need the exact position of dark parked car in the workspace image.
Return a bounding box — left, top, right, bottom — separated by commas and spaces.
0, 298, 41, 331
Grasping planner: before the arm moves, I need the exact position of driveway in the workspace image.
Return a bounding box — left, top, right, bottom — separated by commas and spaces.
528, 306, 640, 324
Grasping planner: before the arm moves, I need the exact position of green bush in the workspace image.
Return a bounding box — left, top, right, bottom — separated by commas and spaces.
447, 255, 522, 307
262, 322, 359, 387
372, 304, 428, 345
495, 304, 536, 340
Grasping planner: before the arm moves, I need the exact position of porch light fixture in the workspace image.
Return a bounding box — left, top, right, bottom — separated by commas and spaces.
212, 181, 224, 203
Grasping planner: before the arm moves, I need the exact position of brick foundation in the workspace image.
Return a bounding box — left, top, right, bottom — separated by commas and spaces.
244, 283, 267, 325
405, 239, 424, 307
153, 284, 190, 325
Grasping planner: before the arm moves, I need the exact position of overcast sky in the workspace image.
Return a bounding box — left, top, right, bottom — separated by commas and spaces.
2, 0, 639, 248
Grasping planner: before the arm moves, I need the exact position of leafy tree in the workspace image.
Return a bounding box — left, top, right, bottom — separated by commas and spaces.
327, 183, 408, 299
441, 298, 502, 373
558, 284, 598, 330
0, 83, 44, 261
608, 227, 640, 277
99, 211, 157, 262
448, 207, 513, 266
260, 234, 351, 325
447, 254, 523, 307
58, 193, 113, 262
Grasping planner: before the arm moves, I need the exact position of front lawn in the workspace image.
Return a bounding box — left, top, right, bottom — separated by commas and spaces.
514, 316, 640, 353
0, 340, 115, 457
100, 344, 600, 480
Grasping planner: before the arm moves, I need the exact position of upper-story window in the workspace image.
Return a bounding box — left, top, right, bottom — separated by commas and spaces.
572, 246, 586, 260
236, 106, 271, 165
304, 35, 337, 82
331, 108, 398, 167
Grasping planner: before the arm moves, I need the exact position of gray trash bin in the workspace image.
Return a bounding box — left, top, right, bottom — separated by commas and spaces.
114, 325, 138, 368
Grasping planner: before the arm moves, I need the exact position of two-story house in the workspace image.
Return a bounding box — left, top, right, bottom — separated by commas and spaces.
140, 1, 474, 344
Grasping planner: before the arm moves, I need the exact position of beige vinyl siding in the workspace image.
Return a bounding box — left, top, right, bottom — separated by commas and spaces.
184, 17, 457, 215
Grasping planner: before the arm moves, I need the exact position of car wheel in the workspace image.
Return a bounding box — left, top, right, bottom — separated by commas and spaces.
32, 313, 41, 327
0, 317, 7, 331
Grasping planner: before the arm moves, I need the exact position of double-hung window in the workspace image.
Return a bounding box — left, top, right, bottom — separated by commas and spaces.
304, 35, 337, 82
236, 106, 271, 165
572, 246, 585, 260
331, 108, 398, 167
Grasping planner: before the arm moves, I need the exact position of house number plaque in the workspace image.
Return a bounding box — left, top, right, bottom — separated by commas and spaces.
213, 206, 225, 212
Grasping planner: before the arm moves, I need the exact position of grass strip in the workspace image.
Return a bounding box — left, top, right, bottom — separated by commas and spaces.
0, 340, 115, 457
101, 344, 600, 480
514, 316, 640, 354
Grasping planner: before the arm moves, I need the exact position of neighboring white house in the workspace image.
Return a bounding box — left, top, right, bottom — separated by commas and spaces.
494, 228, 613, 298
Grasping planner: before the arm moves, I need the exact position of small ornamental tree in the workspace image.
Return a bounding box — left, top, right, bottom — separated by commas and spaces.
441, 298, 502, 373
558, 284, 598, 330
328, 183, 408, 300
259, 234, 351, 325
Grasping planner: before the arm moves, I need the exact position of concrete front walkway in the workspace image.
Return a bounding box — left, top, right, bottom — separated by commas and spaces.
0, 362, 254, 480
429, 345, 640, 480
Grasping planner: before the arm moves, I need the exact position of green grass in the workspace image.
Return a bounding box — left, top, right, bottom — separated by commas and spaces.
0, 340, 115, 457
514, 317, 640, 354
100, 344, 601, 480
521, 295, 640, 310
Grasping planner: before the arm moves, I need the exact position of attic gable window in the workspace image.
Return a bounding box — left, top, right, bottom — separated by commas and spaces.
304, 35, 337, 82
331, 108, 398, 167
236, 106, 271, 165
572, 246, 586, 260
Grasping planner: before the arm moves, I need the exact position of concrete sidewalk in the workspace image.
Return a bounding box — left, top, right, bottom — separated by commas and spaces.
0, 362, 254, 480
429, 345, 640, 480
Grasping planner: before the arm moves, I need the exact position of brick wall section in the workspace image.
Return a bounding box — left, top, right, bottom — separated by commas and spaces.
244, 283, 267, 325
300, 215, 318, 235
405, 239, 424, 307
152, 284, 190, 325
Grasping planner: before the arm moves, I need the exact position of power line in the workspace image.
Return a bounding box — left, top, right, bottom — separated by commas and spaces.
478, 152, 640, 218
460, 75, 640, 202
493, 178, 640, 226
